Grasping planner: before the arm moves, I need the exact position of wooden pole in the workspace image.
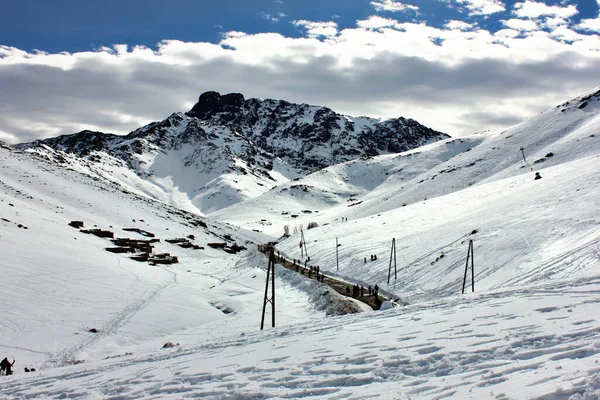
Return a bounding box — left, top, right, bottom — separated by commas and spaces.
393, 238, 397, 281
300, 229, 309, 260
271, 248, 275, 328
261, 248, 276, 330
462, 239, 475, 294
300, 230, 304, 260
470, 239, 475, 293
336, 237, 339, 271
388, 238, 397, 283
462, 240, 471, 294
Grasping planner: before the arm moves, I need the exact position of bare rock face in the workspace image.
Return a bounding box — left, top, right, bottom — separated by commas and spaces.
187, 91, 246, 119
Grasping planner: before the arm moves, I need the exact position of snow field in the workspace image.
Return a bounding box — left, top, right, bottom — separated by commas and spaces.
1, 87, 600, 398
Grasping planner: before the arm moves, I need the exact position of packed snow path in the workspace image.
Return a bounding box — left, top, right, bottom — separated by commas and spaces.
259, 244, 391, 310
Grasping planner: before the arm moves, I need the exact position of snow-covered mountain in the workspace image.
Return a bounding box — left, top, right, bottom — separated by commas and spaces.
16, 92, 448, 214
1, 87, 600, 399
213, 86, 600, 235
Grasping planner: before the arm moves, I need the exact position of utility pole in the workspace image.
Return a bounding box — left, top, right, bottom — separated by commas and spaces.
260, 247, 276, 330
387, 238, 397, 284
462, 239, 475, 294
300, 229, 309, 260
336, 237, 340, 271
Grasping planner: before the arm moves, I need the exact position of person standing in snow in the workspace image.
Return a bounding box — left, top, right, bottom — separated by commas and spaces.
1, 357, 15, 375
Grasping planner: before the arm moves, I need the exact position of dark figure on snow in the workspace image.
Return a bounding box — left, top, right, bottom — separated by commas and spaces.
1, 357, 15, 375
370, 254, 374, 261
374, 284, 379, 296
374, 297, 382, 310
304, 260, 308, 268
368, 285, 372, 296
534, 172, 542, 180
316, 266, 320, 274
364, 257, 367, 264
360, 286, 364, 297
374, 254, 377, 261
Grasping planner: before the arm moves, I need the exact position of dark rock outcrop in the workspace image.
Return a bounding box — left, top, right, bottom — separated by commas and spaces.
187, 91, 246, 119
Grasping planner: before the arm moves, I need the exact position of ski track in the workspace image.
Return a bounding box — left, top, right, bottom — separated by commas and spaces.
41, 264, 178, 369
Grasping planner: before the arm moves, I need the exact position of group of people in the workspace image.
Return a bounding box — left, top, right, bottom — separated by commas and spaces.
277, 250, 384, 303
1, 357, 15, 375
292, 259, 326, 283
364, 254, 378, 263
345, 284, 379, 298
0, 357, 35, 375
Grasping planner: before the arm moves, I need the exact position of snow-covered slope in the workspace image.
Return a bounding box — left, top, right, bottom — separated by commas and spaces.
3, 279, 600, 399
0, 145, 338, 369
213, 86, 600, 234
1, 87, 600, 399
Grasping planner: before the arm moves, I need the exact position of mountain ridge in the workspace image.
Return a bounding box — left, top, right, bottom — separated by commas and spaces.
16, 91, 449, 214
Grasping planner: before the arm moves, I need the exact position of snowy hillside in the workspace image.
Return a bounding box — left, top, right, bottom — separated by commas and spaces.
1, 87, 600, 399
214, 87, 600, 234
17, 92, 448, 215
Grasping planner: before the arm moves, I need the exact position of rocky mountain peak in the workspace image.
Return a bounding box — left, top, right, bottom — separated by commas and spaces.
187, 91, 246, 119
17, 92, 451, 213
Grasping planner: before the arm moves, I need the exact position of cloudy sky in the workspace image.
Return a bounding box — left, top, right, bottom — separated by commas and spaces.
1, 0, 599, 143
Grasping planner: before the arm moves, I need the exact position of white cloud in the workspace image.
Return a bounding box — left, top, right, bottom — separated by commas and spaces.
0, 129, 17, 143
550, 26, 589, 42
292, 20, 338, 38
444, 0, 506, 16
577, 18, 600, 33
543, 17, 568, 29
1, 16, 600, 144
513, 0, 578, 19
356, 16, 400, 30
370, 0, 419, 12
444, 20, 476, 31
502, 18, 539, 31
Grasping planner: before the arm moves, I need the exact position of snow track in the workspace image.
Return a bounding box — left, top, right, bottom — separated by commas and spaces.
42, 265, 179, 369
3, 280, 600, 399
